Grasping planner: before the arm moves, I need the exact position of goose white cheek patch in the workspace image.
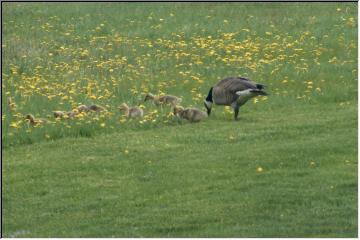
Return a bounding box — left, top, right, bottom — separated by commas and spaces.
204, 101, 213, 108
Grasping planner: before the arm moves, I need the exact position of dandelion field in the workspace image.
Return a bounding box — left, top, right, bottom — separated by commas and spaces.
2, 2, 358, 237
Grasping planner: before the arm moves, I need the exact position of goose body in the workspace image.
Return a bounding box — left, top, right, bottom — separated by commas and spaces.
25, 114, 48, 126
66, 110, 78, 119
144, 93, 182, 107
174, 106, 208, 123
119, 103, 143, 118
77, 105, 90, 113
204, 77, 268, 120
88, 104, 105, 112
53, 111, 66, 118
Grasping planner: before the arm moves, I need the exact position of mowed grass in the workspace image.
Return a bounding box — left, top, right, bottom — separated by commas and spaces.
2, 2, 358, 237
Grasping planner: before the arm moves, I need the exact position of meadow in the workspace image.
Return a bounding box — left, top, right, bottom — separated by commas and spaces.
2, 2, 358, 237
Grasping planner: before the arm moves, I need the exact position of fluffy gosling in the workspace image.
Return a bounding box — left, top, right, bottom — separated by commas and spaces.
53, 111, 66, 118
173, 106, 208, 123
77, 105, 90, 113
88, 104, 105, 112
118, 103, 143, 118
144, 93, 182, 107
66, 110, 79, 119
25, 114, 48, 126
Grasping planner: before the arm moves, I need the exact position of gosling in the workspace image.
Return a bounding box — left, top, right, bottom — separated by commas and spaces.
118, 103, 143, 118
173, 106, 208, 123
88, 104, 105, 112
66, 110, 79, 119
53, 111, 66, 118
25, 114, 48, 126
144, 93, 182, 107
77, 105, 90, 113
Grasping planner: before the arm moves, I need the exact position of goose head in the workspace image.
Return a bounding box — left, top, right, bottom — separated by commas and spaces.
144, 93, 154, 102
173, 105, 184, 116
118, 103, 129, 111
204, 87, 213, 115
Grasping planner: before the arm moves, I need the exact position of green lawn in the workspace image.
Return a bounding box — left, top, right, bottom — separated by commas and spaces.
2, 2, 358, 237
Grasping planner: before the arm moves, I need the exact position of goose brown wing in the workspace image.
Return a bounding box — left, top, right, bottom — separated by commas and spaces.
213, 77, 258, 105
216, 77, 258, 93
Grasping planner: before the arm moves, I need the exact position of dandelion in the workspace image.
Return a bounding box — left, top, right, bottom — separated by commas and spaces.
256, 167, 264, 173
10, 122, 20, 129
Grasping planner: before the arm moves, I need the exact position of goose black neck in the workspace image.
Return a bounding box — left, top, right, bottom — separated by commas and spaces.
206, 87, 213, 102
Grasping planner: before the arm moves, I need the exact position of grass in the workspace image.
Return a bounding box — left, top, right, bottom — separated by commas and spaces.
2, 2, 358, 237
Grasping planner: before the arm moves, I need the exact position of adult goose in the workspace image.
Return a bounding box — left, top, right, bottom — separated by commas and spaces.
204, 76, 268, 120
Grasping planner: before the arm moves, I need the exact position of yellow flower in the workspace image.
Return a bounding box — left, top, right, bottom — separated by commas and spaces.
256, 167, 264, 173
10, 122, 20, 129
124, 149, 129, 154
100, 123, 106, 128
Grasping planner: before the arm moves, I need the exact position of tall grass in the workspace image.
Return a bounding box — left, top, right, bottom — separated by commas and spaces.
2, 2, 357, 147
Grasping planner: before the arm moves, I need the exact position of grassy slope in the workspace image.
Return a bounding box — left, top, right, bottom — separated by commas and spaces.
2, 2, 358, 237
3, 102, 357, 237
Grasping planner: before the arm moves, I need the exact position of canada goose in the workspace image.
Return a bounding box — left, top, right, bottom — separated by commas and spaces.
118, 103, 143, 118
25, 114, 48, 126
144, 93, 182, 107
173, 106, 208, 123
53, 111, 66, 118
88, 104, 105, 112
204, 76, 268, 120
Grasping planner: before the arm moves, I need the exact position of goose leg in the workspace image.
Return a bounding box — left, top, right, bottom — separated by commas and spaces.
234, 106, 240, 121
